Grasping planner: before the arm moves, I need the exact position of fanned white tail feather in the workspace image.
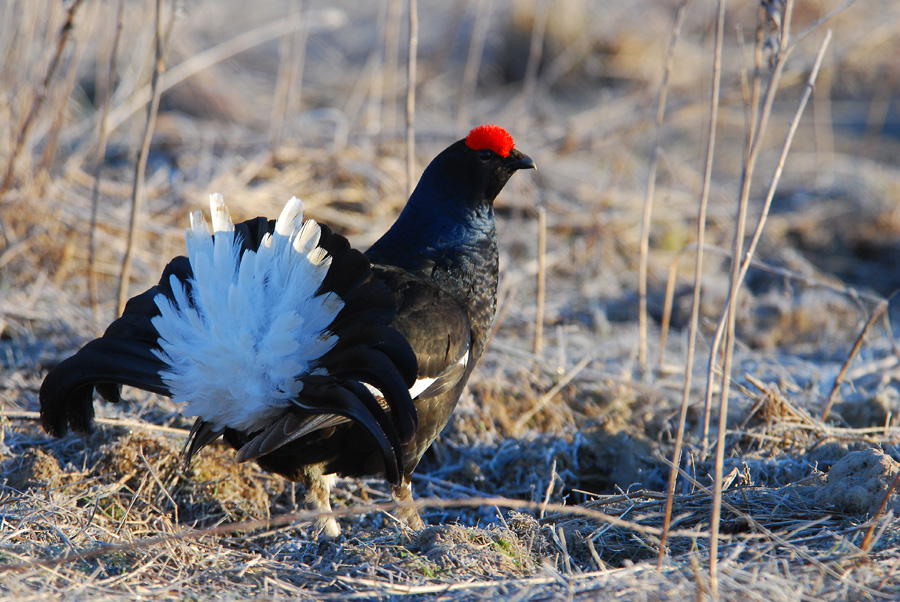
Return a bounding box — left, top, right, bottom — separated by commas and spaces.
151, 194, 343, 432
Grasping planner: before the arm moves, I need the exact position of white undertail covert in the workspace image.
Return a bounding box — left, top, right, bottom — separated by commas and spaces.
151, 194, 344, 432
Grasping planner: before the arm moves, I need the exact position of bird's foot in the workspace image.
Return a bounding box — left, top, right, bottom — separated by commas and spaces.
304, 468, 341, 539
391, 478, 425, 530
394, 505, 425, 530
314, 515, 342, 539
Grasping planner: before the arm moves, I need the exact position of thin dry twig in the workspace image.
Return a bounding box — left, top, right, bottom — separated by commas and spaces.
138, 444, 179, 526
337, 566, 661, 598
268, 0, 306, 148
512, 355, 592, 435
710, 4, 796, 594
703, 26, 836, 447
660, 242, 885, 349
88, 0, 126, 328
539, 457, 557, 520
659, 0, 722, 567
117, 0, 172, 315
660, 455, 851, 584
703, 3, 766, 446
1, 410, 191, 437
456, 0, 491, 128
786, 0, 858, 54
821, 296, 890, 422
0, 0, 85, 203
406, 0, 418, 199
738, 29, 834, 295
861, 472, 900, 556
702, 18, 833, 451
534, 206, 547, 356
637, 0, 689, 376
658, 252, 680, 367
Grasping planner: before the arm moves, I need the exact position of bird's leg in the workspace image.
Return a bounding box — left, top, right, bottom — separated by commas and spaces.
302, 464, 341, 538
391, 476, 425, 530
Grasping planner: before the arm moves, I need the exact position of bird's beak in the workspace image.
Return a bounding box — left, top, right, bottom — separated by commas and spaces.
506, 150, 536, 172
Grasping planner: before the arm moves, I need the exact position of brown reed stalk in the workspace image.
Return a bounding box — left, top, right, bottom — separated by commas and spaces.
658, 0, 723, 568
710, 3, 796, 596
269, 0, 305, 148
657, 249, 684, 361
739, 31, 833, 286
703, 3, 775, 449
518, 0, 550, 117
698, 8, 835, 453
117, 0, 172, 315
861, 467, 900, 555
512, 355, 592, 435
456, 0, 491, 129
534, 207, 547, 356
89, 0, 126, 327
0, 0, 85, 203
702, 26, 834, 450
383, 0, 402, 133
821, 297, 889, 422
702, 4, 766, 448
406, 0, 418, 199
637, 0, 690, 376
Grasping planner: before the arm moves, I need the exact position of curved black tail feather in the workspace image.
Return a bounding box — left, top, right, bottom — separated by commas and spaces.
39, 207, 419, 489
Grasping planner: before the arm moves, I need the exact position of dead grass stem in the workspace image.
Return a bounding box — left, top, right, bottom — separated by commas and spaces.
822, 296, 890, 422
711, 2, 795, 594
406, 0, 418, 199
637, 0, 689, 376
0, 0, 85, 203
659, 0, 723, 567
88, 0, 126, 327
117, 0, 172, 314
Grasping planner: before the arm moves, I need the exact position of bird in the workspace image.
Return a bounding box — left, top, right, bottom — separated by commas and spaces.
40, 124, 535, 536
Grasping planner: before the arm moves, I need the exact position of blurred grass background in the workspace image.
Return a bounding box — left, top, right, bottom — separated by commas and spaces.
2, 0, 899, 346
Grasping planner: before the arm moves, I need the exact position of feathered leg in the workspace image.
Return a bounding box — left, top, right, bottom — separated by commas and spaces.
301, 464, 341, 538
391, 477, 424, 530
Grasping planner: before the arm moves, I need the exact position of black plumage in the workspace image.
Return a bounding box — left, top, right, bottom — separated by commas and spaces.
40, 125, 535, 535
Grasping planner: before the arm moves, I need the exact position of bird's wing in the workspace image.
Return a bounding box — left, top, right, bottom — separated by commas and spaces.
39, 261, 184, 438
372, 264, 473, 400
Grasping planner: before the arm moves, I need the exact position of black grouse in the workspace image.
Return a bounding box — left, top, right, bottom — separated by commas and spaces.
40, 124, 535, 536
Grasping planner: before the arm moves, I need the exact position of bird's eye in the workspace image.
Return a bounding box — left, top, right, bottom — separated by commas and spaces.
478, 149, 493, 161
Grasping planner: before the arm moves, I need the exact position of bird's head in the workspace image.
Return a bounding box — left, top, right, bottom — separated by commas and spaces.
426, 124, 536, 208
367, 125, 534, 267
403, 124, 535, 219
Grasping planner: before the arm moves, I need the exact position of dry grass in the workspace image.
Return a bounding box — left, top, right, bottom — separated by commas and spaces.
4, 0, 900, 599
